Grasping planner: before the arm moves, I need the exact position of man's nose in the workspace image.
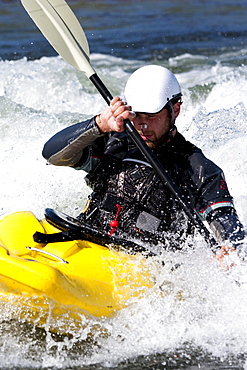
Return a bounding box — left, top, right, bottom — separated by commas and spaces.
134, 115, 149, 129
137, 116, 148, 127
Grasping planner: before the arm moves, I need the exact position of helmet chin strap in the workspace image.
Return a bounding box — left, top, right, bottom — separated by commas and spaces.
140, 102, 176, 144
166, 101, 176, 140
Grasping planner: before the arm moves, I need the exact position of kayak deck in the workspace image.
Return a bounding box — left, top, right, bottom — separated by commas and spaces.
0, 211, 154, 332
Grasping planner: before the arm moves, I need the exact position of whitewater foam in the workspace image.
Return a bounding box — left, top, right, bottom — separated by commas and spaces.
0, 54, 247, 368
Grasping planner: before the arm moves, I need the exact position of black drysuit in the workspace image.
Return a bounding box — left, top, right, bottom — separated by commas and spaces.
43, 117, 245, 249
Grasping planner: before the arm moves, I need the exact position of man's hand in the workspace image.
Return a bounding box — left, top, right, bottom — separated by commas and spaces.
95, 96, 136, 133
214, 245, 237, 270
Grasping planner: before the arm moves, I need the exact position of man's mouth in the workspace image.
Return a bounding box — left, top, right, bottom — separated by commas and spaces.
139, 132, 152, 140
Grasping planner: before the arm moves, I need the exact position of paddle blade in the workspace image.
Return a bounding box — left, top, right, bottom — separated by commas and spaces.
21, 0, 95, 77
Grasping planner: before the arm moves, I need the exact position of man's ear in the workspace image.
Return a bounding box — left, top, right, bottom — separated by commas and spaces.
173, 102, 181, 118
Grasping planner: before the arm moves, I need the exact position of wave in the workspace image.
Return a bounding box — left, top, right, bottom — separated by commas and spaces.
0, 54, 247, 369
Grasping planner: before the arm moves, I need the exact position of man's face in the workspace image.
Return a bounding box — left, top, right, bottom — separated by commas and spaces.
133, 102, 180, 149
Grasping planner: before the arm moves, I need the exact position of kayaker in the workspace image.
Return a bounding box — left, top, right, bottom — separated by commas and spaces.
42, 65, 245, 255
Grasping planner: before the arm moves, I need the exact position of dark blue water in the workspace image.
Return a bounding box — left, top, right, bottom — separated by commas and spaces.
1, 0, 247, 66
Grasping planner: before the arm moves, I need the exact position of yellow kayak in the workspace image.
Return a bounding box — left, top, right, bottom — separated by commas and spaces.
0, 210, 154, 333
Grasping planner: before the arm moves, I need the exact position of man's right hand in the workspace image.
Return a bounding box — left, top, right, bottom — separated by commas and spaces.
95, 96, 136, 133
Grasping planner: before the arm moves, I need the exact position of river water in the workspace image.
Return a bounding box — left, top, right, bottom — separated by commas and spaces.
1, 0, 247, 368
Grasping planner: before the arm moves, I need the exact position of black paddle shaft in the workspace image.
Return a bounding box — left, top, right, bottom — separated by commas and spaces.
90, 73, 215, 245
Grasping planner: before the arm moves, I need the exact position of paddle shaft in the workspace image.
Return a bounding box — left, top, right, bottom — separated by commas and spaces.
90, 73, 214, 244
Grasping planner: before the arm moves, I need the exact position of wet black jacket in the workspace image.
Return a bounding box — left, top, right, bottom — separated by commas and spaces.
43, 117, 245, 248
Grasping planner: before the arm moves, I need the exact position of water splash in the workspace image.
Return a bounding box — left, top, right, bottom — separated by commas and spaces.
0, 54, 247, 368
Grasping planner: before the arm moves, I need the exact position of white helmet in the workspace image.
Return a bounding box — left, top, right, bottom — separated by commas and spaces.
124, 65, 182, 113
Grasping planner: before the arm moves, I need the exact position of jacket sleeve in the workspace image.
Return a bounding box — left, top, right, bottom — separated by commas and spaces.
42, 117, 105, 169
188, 151, 245, 246
207, 207, 245, 246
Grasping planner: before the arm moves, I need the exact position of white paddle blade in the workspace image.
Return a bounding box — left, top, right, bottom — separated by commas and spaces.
21, 0, 95, 78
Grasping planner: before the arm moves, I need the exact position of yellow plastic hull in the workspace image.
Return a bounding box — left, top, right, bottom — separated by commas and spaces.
0, 211, 153, 332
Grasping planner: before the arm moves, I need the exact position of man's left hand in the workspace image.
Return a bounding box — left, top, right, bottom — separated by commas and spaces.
214, 245, 237, 270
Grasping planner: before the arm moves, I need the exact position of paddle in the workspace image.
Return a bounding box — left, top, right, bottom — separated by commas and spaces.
21, 0, 215, 245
